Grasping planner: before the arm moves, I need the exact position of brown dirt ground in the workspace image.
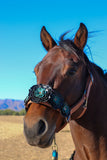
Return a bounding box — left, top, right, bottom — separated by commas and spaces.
0, 116, 75, 160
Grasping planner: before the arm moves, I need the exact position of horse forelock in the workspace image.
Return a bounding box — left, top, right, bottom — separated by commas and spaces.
59, 39, 81, 58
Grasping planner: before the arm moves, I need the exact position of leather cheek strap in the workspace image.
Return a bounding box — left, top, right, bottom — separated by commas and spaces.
69, 73, 93, 120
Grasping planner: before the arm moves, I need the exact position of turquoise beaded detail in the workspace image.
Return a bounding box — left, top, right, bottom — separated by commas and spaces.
34, 87, 46, 98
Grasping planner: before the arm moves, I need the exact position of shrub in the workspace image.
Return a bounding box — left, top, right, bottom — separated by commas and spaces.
0, 109, 26, 115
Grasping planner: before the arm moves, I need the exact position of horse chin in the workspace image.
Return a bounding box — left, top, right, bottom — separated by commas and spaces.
26, 131, 55, 148
38, 133, 54, 148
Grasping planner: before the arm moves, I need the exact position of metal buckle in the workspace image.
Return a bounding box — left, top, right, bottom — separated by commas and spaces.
83, 98, 88, 108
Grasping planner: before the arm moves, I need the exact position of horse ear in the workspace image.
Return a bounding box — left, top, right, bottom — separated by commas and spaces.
74, 23, 88, 50
40, 26, 57, 51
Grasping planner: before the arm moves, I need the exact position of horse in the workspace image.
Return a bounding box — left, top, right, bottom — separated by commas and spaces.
24, 23, 107, 160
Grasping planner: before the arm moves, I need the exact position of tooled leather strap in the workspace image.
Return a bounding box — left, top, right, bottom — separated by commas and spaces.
69, 73, 94, 120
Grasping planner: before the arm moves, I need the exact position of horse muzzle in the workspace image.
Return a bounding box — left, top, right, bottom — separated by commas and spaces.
24, 117, 55, 148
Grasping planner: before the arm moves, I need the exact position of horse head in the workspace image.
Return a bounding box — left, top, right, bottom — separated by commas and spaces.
24, 23, 89, 148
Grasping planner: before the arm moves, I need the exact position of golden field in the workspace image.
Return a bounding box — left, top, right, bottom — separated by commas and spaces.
0, 116, 75, 160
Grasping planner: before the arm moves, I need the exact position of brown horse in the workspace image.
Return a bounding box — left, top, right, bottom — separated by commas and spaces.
24, 23, 107, 160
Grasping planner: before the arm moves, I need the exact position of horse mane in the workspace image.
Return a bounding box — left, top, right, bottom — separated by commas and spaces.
105, 73, 107, 79
91, 63, 107, 81
59, 36, 107, 82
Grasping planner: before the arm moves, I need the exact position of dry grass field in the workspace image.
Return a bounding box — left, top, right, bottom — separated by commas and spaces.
0, 116, 75, 160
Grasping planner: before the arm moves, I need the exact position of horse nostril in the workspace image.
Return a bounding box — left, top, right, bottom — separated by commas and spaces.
37, 119, 46, 135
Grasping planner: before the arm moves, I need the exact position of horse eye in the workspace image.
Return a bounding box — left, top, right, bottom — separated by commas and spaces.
66, 69, 76, 76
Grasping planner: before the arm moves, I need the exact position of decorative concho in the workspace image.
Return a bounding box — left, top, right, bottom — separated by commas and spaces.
28, 84, 53, 103
61, 104, 70, 117
48, 92, 64, 109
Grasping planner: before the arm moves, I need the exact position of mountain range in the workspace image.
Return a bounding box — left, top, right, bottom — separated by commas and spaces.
0, 99, 24, 111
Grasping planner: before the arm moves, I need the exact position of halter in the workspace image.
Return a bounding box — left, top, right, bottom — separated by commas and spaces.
24, 73, 94, 121
24, 84, 70, 119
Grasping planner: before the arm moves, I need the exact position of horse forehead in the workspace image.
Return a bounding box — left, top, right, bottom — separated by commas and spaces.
35, 46, 72, 73
43, 46, 65, 61
42, 46, 74, 66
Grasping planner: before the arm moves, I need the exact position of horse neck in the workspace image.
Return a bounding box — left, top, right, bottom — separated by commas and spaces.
69, 68, 107, 159
88, 66, 107, 116
74, 66, 107, 129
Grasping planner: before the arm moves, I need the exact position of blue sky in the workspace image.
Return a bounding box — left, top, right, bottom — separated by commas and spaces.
0, 0, 107, 100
